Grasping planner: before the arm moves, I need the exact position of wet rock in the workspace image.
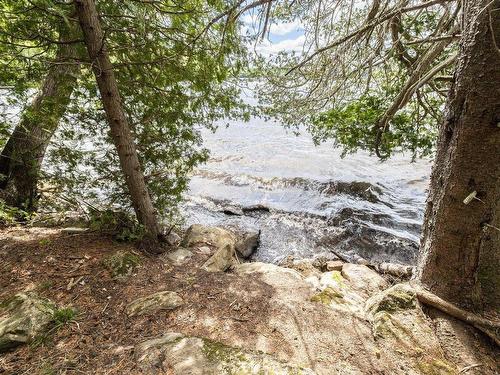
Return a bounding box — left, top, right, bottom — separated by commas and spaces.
164, 247, 193, 266
234, 230, 260, 259
341, 263, 388, 297
103, 250, 141, 279
326, 260, 344, 271
126, 291, 183, 317
241, 204, 271, 214
221, 206, 244, 216
0, 293, 56, 352
320, 181, 382, 203
135, 332, 315, 374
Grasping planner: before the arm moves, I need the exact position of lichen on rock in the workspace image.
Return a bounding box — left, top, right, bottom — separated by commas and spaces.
135, 332, 315, 374
366, 283, 417, 316
126, 291, 183, 317
0, 293, 56, 352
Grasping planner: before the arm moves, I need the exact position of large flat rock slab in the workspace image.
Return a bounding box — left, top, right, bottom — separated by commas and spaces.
135, 332, 315, 374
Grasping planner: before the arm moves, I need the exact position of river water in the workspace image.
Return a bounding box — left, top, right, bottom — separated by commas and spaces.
182, 118, 432, 265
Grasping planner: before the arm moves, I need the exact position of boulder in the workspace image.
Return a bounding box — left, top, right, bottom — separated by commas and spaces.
202, 243, 235, 272
126, 291, 183, 317
234, 229, 260, 259
164, 247, 193, 266
287, 259, 321, 278
181, 225, 237, 272
341, 263, 388, 297
0, 293, 56, 352
165, 231, 182, 246
182, 224, 236, 250
135, 332, 315, 374
236, 262, 304, 289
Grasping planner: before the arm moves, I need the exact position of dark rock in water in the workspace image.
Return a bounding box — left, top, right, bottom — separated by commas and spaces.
320, 181, 382, 203
223, 224, 260, 259
221, 206, 244, 216
0, 293, 56, 352
241, 204, 271, 214
235, 230, 260, 259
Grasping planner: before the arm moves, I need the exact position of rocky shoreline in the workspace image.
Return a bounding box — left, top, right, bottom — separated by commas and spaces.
0, 225, 498, 374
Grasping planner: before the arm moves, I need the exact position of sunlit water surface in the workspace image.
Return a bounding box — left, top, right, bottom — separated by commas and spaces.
182, 119, 432, 265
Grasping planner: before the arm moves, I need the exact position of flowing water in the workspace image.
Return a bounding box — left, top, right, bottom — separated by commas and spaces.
182, 118, 432, 265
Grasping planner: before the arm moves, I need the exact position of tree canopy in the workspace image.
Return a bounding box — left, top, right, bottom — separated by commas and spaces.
0, 0, 250, 220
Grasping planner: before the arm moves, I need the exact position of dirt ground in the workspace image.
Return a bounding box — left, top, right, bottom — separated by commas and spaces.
0, 226, 498, 375
0, 226, 286, 374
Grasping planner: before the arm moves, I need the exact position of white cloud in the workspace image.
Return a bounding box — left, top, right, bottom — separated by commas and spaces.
269, 20, 302, 36
255, 35, 306, 56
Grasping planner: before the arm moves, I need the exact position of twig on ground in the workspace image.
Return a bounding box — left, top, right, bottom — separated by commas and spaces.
459, 364, 483, 373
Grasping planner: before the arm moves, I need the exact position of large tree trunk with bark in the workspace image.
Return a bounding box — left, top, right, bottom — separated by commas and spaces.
0, 25, 80, 211
417, 0, 500, 311
74, 0, 162, 246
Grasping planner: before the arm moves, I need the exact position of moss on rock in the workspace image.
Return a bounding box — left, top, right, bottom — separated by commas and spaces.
366, 283, 416, 316
417, 359, 456, 375
103, 250, 141, 278
0, 293, 57, 352
310, 287, 344, 305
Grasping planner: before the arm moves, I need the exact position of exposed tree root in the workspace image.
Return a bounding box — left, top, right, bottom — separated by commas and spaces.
414, 287, 500, 347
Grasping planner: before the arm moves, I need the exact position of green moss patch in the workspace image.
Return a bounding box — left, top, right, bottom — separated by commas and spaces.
310, 287, 344, 305
103, 250, 141, 278
202, 339, 247, 364
417, 359, 455, 375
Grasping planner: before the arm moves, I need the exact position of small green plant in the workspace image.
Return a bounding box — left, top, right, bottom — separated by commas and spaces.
89, 209, 145, 242
38, 280, 54, 291
0, 199, 31, 226
39, 238, 52, 247
53, 307, 77, 327
30, 307, 78, 350
39, 361, 57, 375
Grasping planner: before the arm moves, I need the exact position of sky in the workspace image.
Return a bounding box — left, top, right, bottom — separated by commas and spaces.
240, 14, 305, 56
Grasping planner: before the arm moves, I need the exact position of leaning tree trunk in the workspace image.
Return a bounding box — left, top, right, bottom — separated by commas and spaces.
417, 0, 500, 311
0, 25, 80, 211
74, 0, 162, 246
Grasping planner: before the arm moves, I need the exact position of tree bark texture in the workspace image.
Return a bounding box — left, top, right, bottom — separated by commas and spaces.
0, 25, 80, 210
417, 0, 500, 311
74, 0, 161, 242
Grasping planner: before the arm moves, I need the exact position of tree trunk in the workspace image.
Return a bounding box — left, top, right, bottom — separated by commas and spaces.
0, 26, 80, 211
417, 0, 500, 311
74, 0, 162, 246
